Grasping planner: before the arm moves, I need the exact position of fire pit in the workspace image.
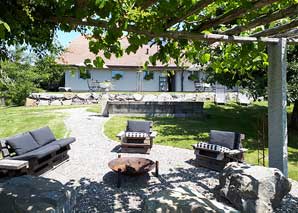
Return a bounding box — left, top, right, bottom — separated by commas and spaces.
108, 155, 159, 187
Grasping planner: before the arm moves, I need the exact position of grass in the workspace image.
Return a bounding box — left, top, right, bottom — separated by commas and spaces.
104, 101, 298, 180
0, 104, 101, 138
0, 105, 74, 139
86, 104, 102, 113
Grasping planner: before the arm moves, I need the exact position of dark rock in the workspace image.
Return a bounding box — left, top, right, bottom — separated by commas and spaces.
0, 175, 76, 213
215, 162, 292, 213
144, 187, 239, 213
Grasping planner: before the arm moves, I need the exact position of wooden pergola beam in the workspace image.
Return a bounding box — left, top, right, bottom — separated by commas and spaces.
193, 0, 279, 32
225, 4, 298, 35
252, 18, 298, 37
50, 16, 298, 44
165, 0, 215, 29
274, 28, 298, 38
135, 0, 158, 10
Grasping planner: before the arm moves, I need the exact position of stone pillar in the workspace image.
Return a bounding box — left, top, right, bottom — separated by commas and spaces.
267, 38, 288, 176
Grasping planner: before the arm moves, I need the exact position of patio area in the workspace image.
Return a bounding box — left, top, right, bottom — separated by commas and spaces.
42, 108, 298, 212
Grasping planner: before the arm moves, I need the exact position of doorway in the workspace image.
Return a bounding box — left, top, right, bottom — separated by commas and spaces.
167, 71, 176, 92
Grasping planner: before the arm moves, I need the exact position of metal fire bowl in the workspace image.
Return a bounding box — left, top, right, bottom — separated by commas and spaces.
108, 157, 155, 176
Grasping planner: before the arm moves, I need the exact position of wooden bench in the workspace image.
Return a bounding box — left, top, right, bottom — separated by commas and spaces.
0, 159, 29, 177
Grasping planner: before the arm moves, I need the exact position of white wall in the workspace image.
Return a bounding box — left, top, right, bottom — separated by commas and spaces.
143, 72, 164, 91
65, 70, 89, 91
112, 71, 137, 91
175, 71, 198, 92
65, 69, 166, 92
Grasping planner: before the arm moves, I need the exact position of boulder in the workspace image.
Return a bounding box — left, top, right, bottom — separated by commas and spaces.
215, 162, 292, 213
116, 94, 129, 101
51, 94, 64, 100
91, 93, 100, 100
108, 94, 116, 100
38, 100, 49, 106
72, 97, 86, 105
0, 175, 76, 213
171, 94, 184, 101
25, 98, 37, 107
77, 93, 91, 100
64, 93, 76, 100
50, 100, 62, 106
157, 93, 173, 101
143, 94, 157, 102
144, 187, 238, 213
133, 94, 143, 101
184, 94, 196, 101
39, 93, 52, 100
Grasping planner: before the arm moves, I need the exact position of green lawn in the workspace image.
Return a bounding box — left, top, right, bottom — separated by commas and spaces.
104, 102, 298, 180
86, 104, 102, 113
0, 104, 101, 140
0, 105, 72, 139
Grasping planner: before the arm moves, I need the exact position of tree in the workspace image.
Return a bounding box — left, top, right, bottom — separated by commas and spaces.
0, 45, 65, 105
1, 0, 298, 106
1, 0, 297, 65
287, 46, 298, 129
204, 42, 268, 101
203, 42, 298, 129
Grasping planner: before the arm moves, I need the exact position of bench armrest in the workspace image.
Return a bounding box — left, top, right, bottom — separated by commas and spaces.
226, 148, 247, 156
116, 131, 125, 139
150, 131, 157, 138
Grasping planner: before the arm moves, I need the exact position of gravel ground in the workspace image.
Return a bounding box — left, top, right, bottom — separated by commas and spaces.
43, 108, 298, 213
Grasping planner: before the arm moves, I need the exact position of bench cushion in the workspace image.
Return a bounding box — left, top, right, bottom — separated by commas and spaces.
6, 133, 40, 155
127, 120, 151, 134
209, 130, 239, 150
196, 142, 231, 153
52, 137, 76, 148
30, 127, 56, 146
125, 132, 148, 138
12, 143, 60, 160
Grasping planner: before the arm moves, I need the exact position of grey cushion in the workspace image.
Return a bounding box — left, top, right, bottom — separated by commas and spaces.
30, 127, 56, 146
6, 133, 40, 155
127, 120, 151, 134
12, 143, 60, 160
209, 130, 238, 150
52, 137, 76, 148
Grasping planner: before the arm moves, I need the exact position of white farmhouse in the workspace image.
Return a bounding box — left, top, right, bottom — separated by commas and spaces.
58, 36, 208, 92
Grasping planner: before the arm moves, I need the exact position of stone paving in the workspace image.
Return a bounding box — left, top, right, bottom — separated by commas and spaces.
43, 108, 219, 212
43, 108, 298, 212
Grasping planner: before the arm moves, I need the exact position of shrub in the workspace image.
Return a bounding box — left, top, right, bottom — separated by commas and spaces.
0, 61, 41, 105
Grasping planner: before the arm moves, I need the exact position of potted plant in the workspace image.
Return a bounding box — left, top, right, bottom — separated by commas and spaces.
188, 73, 199, 81
112, 73, 123, 80
144, 71, 154, 80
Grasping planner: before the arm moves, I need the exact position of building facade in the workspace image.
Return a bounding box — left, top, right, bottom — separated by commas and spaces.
59, 35, 209, 92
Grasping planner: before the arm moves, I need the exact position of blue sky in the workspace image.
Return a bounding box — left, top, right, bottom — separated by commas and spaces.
55, 30, 80, 48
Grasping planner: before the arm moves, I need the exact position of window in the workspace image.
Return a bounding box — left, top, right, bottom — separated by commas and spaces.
79, 69, 91, 79
112, 71, 124, 80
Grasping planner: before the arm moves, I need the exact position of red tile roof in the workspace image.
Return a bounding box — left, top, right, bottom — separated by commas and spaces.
58, 35, 183, 68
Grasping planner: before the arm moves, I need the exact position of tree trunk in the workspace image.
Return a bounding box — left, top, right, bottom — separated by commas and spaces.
290, 99, 298, 129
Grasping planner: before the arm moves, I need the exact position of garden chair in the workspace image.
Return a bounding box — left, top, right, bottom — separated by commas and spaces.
237, 92, 251, 105
116, 120, 157, 154
0, 126, 75, 176
192, 130, 246, 171
214, 87, 227, 105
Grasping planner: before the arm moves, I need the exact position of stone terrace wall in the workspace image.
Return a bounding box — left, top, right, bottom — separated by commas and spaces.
25, 92, 238, 107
